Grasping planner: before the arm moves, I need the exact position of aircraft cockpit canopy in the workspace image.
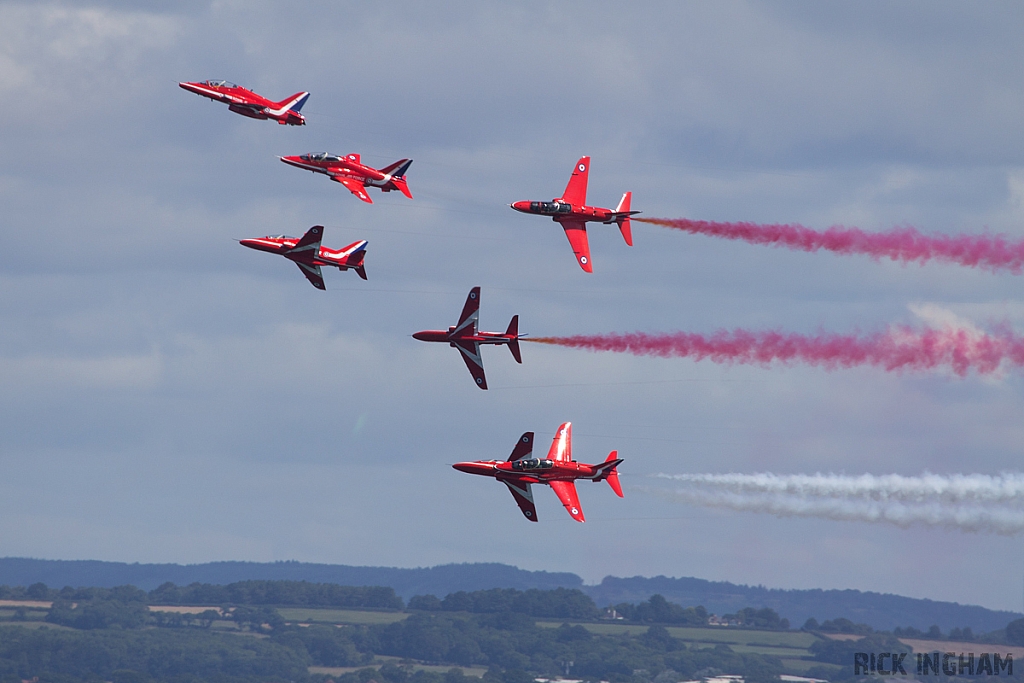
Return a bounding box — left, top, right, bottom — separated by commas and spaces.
530, 201, 572, 214
302, 152, 342, 162
204, 80, 238, 88
511, 458, 554, 471
264, 235, 297, 240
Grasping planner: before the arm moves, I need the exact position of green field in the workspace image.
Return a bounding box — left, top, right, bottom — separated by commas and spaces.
0, 609, 50, 621
277, 608, 409, 625
780, 659, 834, 673
664, 626, 817, 648
725, 644, 812, 657
536, 621, 818, 660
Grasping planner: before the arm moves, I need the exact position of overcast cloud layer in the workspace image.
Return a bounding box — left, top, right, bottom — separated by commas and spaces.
2, 0, 1024, 614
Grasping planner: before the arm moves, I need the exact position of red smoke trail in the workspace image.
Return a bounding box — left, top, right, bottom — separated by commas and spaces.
526, 327, 1024, 376
636, 217, 1024, 273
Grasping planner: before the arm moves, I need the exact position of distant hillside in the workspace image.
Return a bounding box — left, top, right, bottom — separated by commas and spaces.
585, 575, 1021, 633
0, 558, 580, 598
0, 557, 1016, 633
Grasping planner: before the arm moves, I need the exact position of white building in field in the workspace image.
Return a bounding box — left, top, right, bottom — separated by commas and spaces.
705, 676, 745, 683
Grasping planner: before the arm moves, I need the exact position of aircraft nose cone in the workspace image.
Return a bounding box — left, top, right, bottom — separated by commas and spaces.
510, 201, 530, 213
452, 462, 492, 475
412, 330, 447, 343
238, 238, 258, 249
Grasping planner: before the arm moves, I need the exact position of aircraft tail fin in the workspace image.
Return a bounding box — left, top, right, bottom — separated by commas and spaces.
380, 159, 413, 198
381, 158, 413, 177
605, 193, 640, 245
340, 240, 368, 279
271, 91, 310, 113
505, 315, 522, 363
601, 451, 624, 497
507, 432, 534, 461
340, 240, 368, 256
614, 192, 633, 246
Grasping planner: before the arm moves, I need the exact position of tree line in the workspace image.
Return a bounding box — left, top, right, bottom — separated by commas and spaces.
0, 580, 403, 610
5, 581, 790, 627
802, 616, 1015, 646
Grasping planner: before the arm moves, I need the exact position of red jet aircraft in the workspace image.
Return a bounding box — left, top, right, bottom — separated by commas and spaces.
510, 156, 640, 272
179, 80, 309, 125
239, 225, 367, 290
453, 422, 623, 522
412, 287, 520, 390
280, 152, 413, 204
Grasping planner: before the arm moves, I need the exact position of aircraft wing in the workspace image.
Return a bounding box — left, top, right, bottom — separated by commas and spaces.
294, 262, 326, 290
453, 340, 487, 389
561, 221, 593, 273
502, 479, 538, 522
546, 422, 572, 462
507, 432, 534, 462
288, 225, 324, 259
331, 175, 373, 203
549, 480, 585, 522
454, 286, 480, 336
560, 156, 590, 206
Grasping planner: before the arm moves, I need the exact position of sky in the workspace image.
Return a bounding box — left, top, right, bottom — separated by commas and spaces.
1, 0, 1024, 615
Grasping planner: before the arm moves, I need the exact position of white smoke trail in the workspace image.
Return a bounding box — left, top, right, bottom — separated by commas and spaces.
645, 472, 1024, 534
659, 472, 1024, 504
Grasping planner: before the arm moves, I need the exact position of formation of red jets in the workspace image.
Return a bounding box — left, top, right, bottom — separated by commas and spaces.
182, 80, 631, 522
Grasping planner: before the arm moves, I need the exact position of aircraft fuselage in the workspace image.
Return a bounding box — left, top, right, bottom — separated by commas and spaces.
452, 458, 617, 484
412, 327, 516, 346
510, 200, 616, 224
279, 153, 413, 203
280, 156, 392, 186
